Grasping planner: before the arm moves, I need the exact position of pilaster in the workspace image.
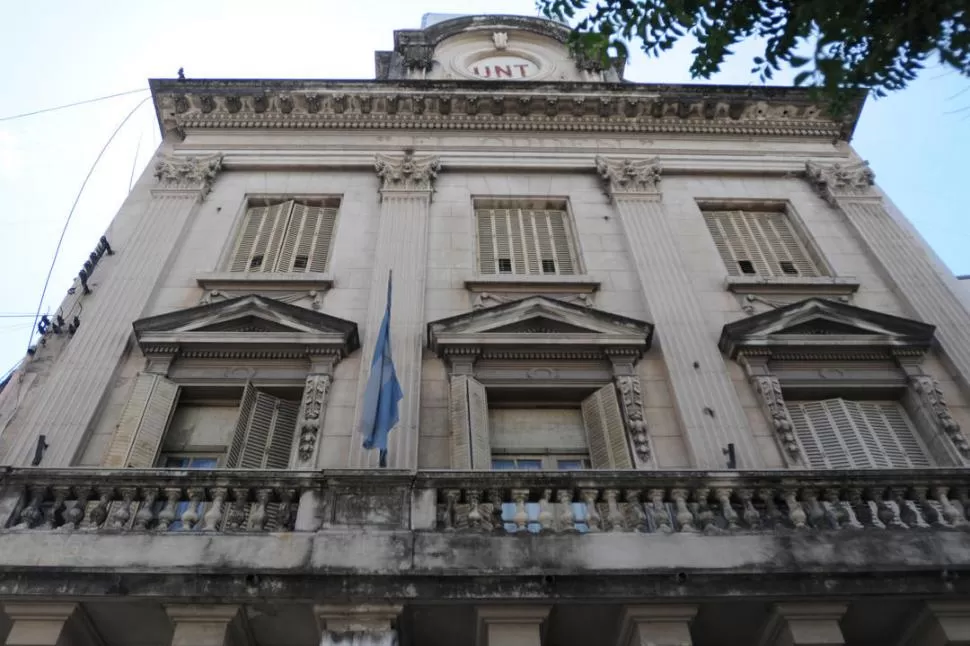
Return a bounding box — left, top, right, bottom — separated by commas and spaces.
349, 151, 439, 468
899, 601, 970, 646
293, 372, 333, 468
0, 154, 223, 467
615, 605, 697, 646
758, 602, 847, 646
597, 156, 763, 468
314, 604, 401, 646
2, 602, 102, 646
476, 606, 550, 646
806, 160, 970, 393
165, 604, 247, 646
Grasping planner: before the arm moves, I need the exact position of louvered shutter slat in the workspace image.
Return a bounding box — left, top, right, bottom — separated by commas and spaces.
266, 399, 298, 469
534, 210, 557, 274
495, 210, 513, 274
310, 207, 337, 272
226, 384, 257, 468
466, 377, 492, 469
509, 209, 527, 275
521, 210, 541, 275
449, 376, 472, 468
276, 201, 306, 272
738, 211, 771, 276
704, 210, 821, 278
704, 213, 740, 277
239, 393, 277, 468
581, 384, 633, 469
229, 206, 266, 273
789, 402, 826, 468
477, 211, 497, 274
102, 374, 179, 468
548, 211, 576, 275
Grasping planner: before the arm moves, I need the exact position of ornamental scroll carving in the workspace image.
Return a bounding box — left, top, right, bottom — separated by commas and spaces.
615, 376, 652, 462
375, 150, 440, 195
298, 374, 331, 462
910, 375, 970, 458
752, 375, 801, 459
595, 156, 662, 197
805, 160, 875, 205
153, 153, 223, 197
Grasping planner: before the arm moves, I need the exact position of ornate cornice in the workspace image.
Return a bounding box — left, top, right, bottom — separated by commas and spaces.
152, 153, 223, 198
596, 156, 662, 197
805, 160, 876, 205
375, 150, 440, 195
150, 80, 861, 140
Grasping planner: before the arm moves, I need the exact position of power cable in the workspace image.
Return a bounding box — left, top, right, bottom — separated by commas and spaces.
0, 87, 149, 123
25, 95, 152, 350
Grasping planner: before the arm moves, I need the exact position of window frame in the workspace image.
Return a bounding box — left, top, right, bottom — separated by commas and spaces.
491, 454, 591, 470
158, 452, 225, 469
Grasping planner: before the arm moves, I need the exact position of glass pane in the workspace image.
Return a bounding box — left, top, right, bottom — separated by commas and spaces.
556, 459, 586, 470
517, 459, 542, 470
188, 458, 218, 469
164, 457, 190, 468
491, 459, 516, 470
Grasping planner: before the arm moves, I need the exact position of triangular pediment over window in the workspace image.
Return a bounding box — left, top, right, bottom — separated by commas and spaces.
718, 297, 935, 358
427, 296, 653, 361
133, 294, 359, 360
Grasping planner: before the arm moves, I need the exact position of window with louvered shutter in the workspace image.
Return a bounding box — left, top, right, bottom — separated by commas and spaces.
229, 200, 337, 274
703, 209, 823, 278
476, 207, 579, 276
449, 375, 492, 469
581, 383, 633, 469
789, 398, 932, 469
226, 384, 299, 469
103, 373, 180, 468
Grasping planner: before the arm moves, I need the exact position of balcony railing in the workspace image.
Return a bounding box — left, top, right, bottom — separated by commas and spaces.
1, 467, 969, 534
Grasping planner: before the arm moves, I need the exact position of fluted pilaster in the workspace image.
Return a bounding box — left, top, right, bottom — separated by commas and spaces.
350, 151, 439, 468
597, 156, 762, 468
0, 155, 222, 466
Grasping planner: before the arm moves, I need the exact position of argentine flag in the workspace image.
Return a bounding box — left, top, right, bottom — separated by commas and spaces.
360, 273, 403, 467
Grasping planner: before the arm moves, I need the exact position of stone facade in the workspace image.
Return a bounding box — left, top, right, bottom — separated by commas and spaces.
1, 13, 970, 646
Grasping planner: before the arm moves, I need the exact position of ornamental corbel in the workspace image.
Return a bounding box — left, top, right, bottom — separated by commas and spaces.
152, 153, 224, 199
805, 160, 876, 205
614, 375, 652, 463
595, 156, 662, 199
751, 375, 802, 461
375, 150, 440, 197
297, 374, 332, 464
910, 375, 970, 459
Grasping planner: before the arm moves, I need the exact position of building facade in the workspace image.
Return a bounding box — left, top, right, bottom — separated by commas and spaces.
1, 13, 970, 646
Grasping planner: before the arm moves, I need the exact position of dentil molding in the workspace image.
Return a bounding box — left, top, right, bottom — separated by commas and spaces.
596, 156, 662, 197
805, 160, 876, 205
153, 153, 223, 198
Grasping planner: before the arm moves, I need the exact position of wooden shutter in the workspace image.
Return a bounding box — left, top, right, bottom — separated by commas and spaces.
449, 376, 491, 469
476, 207, 577, 276
102, 373, 179, 468
703, 210, 820, 278
477, 211, 497, 274
581, 383, 633, 469
790, 399, 931, 469
227, 386, 298, 469
276, 202, 337, 273
228, 201, 293, 273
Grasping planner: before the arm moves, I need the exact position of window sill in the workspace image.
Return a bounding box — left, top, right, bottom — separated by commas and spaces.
465, 275, 601, 294
724, 275, 860, 296
196, 272, 335, 291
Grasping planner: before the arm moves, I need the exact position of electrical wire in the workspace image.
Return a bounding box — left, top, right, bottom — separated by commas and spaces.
25, 95, 152, 350
0, 87, 149, 123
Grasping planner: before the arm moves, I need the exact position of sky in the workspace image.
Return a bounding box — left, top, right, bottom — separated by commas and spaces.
0, 0, 968, 380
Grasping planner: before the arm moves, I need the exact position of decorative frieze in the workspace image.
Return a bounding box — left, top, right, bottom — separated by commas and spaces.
910, 375, 970, 458
614, 376, 652, 462
596, 156, 662, 197
152, 153, 223, 198
805, 160, 875, 205
375, 150, 440, 195
298, 374, 332, 464
751, 375, 801, 460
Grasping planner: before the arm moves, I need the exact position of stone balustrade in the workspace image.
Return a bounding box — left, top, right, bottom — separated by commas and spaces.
2, 468, 970, 536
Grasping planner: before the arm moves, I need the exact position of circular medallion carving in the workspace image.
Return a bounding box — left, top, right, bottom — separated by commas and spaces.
527, 367, 556, 380
819, 368, 844, 380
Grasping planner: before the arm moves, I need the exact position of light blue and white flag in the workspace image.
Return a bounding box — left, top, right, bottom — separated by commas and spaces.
360, 272, 403, 467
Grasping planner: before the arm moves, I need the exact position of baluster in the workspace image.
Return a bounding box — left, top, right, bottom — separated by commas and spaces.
87, 488, 113, 529
695, 488, 718, 534
934, 486, 966, 527
556, 490, 576, 532
466, 490, 483, 531
783, 489, 807, 530
181, 488, 203, 530
951, 488, 970, 523
738, 489, 761, 529
247, 488, 271, 531
647, 489, 671, 534
905, 487, 931, 528
442, 489, 460, 531
865, 488, 889, 529
842, 488, 864, 529
887, 487, 913, 528
758, 488, 783, 527
111, 487, 137, 529
625, 490, 648, 533
603, 489, 624, 532
488, 489, 505, 534
537, 490, 554, 533
715, 488, 739, 531
132, 488, 158, 530
226, 488, 249, 530
157, 488, 182, 531
802, 488, 825, 529
44, 487, 70, 529
581, 489, 601, 532
671, 489, 696, 532
16, 486, 45, 529
277, 489, 296, 530
203, 488, 227, 531
824, 489, 847, 529
511, 489, 529, 533
63, 487, 90, 531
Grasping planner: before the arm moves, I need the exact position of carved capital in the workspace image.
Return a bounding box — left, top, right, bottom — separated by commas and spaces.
401, 44, 435, 72
910, 375, 970, 458
298, 374, 332, 463
805, 160, 875, 205
751, 375, 801, 461
375, 150, 440, 196
152, 153, 223, 198
595, 156, 662, 198
614, 376, 652, 463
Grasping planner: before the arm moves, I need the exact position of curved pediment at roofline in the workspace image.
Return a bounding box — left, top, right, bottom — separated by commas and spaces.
718, 297, 936, 360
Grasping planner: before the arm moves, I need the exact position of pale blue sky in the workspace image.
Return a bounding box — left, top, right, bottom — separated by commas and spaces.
1, 0, 967, 378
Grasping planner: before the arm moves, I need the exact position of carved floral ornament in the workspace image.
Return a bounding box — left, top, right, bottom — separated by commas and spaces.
375, 150, 441, 194
805, 160, 876, 205
596, 156, 662, 197
298, 374, 332, 462
153, 153, 223, 197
